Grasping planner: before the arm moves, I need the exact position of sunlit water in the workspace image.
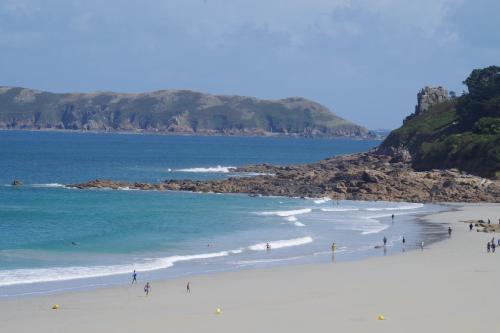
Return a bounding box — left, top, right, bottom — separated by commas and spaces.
0, 131, 447, 297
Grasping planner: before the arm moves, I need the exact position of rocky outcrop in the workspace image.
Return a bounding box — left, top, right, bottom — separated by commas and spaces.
69, 152, 500, 203
414, 86, 449, 116
0, 86, 375, 138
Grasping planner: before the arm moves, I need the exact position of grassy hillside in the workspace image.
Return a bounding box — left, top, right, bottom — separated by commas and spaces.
0, 87, 373, 138
381, 66, 500, 178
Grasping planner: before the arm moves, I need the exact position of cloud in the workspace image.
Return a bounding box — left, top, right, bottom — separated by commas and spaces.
159, 0, 463, 45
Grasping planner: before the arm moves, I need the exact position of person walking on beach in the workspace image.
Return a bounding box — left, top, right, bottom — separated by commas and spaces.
144, 282, 151, 296
402, 236, 406, 246
331, 242, 336, 252
469, 223, 473, 231
132, 270, 137, 284
492, 243, 496, 253
186, 281, 191, 293
448, 226, 452, 237
383, 236, 387, 247
487, 242, 491, 253
420, 241, 424, 250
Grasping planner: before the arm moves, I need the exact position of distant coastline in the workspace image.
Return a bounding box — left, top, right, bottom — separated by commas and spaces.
0, 86, 375, 139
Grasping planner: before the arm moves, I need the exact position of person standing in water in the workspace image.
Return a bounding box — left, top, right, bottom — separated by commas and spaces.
132, 270, 137, 284
331, 242, 336, 252
383, 236, 387, 246
266, 243, 271, 250
144, 282, 151, 296
448, 226, 452, 237
469, 223, 473, 231
402, 236, 406, 246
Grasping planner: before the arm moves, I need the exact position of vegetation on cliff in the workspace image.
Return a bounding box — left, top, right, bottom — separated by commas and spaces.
380, 66, 500, 178
0, 87, 373, 138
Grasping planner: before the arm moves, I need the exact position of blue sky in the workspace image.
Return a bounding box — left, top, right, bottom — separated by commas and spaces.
0, 0, 498, 129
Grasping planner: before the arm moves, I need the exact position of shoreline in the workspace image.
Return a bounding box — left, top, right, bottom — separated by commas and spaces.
0, 200, 444, 299
0, 128, 380, 140
3, 203, 498, 332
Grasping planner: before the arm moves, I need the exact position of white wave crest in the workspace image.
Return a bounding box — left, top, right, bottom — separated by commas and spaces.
312, 197, 331, 204
176, 166, 236, 173
31, 183, 66, 188
248, 236, 313, 251
0, 250, 230, 287
294, 221, 306, 227
257, 208, 312, 217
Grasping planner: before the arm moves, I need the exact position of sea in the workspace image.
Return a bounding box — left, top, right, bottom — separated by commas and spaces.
0, 131, 448, 298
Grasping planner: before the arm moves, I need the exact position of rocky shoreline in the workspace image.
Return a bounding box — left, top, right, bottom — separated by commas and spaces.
69, 151, 500, 203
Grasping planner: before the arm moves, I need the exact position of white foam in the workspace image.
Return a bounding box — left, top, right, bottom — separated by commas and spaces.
312, 197, 331, 204
31, 183, 66, 188
286, 216, 298, 222
248, 236, 313, 251
257, 208, 312, 217
176, 166, 236, 173
294, 221, 306, 227
320, 207, 359, 212
0, 250, 230, 287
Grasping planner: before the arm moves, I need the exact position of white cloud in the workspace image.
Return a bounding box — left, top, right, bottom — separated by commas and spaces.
159, 0, 462, 44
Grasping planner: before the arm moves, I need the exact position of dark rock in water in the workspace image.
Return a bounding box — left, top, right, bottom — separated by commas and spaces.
11, 179, 23, 186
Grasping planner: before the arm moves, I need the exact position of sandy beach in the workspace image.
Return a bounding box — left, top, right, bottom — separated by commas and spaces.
2, 203, 500, 333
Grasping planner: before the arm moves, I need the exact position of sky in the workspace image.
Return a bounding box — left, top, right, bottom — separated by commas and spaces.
0, 0, 499, 129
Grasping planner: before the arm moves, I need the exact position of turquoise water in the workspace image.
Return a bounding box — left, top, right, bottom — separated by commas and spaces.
0, 131, 446, 297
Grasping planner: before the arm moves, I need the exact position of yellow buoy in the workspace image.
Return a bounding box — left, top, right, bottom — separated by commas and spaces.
52, 304, 60, 310
215, 307, 221, 315
377, 314, 385, 320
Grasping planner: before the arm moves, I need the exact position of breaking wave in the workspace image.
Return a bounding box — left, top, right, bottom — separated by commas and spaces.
176, 166, 236, 173
248, 236, 313, 251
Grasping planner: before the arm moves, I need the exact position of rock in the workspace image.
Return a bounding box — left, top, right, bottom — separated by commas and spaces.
415, 86, 449, 116
362, 170, 381, 183
67, 151, 500, 203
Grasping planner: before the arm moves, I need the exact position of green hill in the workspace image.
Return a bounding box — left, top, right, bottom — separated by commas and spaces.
380, 66, 500, 179
0, 87, 373, 138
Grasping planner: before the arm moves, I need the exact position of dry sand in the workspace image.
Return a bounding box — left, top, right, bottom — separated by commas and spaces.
2, 203, 500, 332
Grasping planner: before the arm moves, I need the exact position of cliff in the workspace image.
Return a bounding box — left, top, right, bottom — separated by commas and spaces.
0, 87, 373, 138
379, 66, 500, 179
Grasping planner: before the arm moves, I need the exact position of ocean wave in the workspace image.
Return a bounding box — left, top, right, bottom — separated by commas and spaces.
294, 221, 306, 227
0, 250, 230, 287
320, 207, 360, 212
31, 183, 66, 188
176, 165, 236, 173
248, 236, 313, 251
257, 208, 312, 217
312, 197, 331, 204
